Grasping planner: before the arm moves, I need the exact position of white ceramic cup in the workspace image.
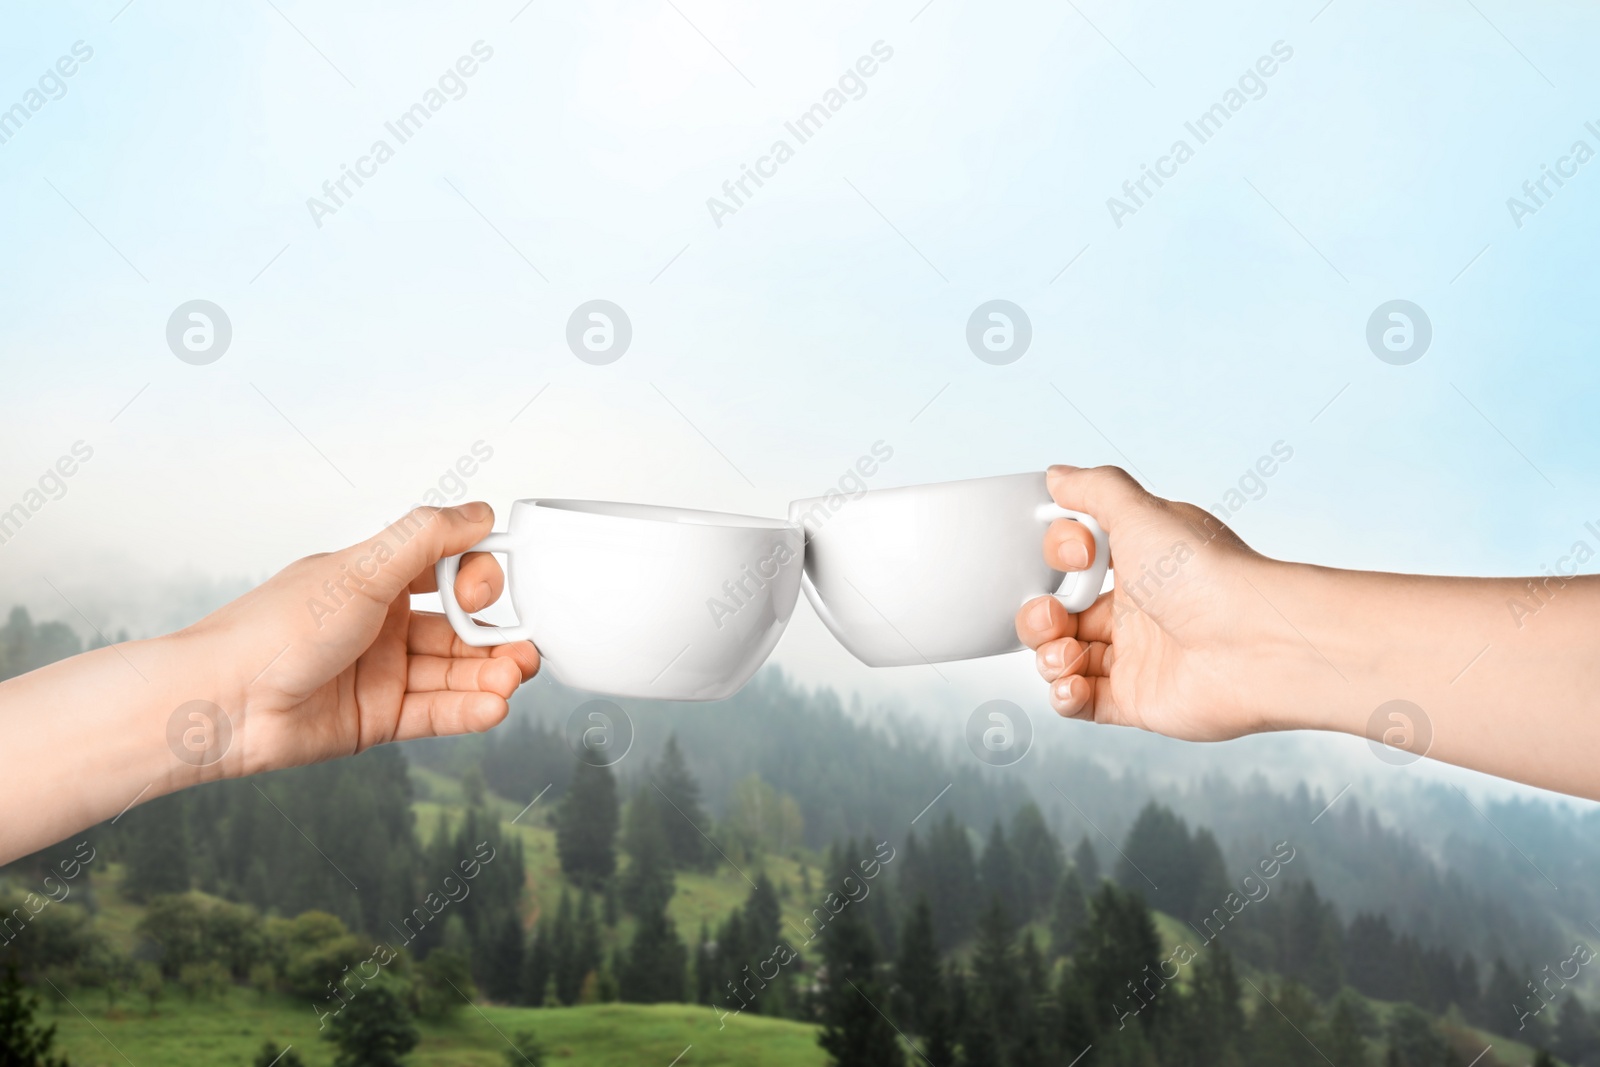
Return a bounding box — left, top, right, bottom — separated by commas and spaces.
434, 500, 804, 701
787, 472, 1110, 667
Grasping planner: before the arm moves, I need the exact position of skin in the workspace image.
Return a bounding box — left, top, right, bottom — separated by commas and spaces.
0, 503, 537, 864
1015, 465, 1600, 801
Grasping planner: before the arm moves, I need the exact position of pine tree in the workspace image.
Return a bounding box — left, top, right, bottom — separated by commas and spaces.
1188, 828, 1231, 925
574, 893, 603, 998
1074, 882, 1166, 1034
121, 793, 191, 901
1049, 868, 1090, 959
977, 821, 1025, 929
816, 906, 903, 1067
916, 813, 979, 950
323, 981, 419, 1067
617, 880, 687, 1004
1009, 801, 1064, 920
652, 737, 711, 870
522, 917, 553, 1007
620, 788, 676, 915
744, 874, 781, 958
1073, 835, 1102, 886
693, 924, 713, 1005
483, 911, 525, 1003
0, 965, 68, 1067
1116, 803, 1197, 921
1322, 990, 1372, 1067
1243, 980, 1321, 1066
550, 891, 582, 1006
1554, 992, 1598, 1067
894, 894, 942, 1036
1185, 946, 1246, 1067
555, 761, 618, 891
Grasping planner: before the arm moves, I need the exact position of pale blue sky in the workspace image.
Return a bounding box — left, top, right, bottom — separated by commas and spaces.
2, 0, 1597, 744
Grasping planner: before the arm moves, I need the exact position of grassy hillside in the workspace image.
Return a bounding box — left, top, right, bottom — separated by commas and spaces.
44, 991, 827, 1067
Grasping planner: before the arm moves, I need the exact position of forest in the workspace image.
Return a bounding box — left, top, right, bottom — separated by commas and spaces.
2, 603, 1596, 1066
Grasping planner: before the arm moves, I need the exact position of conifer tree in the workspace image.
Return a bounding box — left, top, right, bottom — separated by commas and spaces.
555, 761, 618, 890
1008, 801, 1064, 920
894, 894, 942, 1036
652, 736, 711, 870
816, 906, 903, 1067
619, 789, 675, 915
1049, 868, 1090, 959
1073, 835, 1102, 886
617, 880, 687, 1004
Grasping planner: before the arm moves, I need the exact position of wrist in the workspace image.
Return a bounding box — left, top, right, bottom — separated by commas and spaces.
1220, 558, 1377, 738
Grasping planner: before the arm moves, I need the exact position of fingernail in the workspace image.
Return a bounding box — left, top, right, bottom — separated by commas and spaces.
458, 501, 491, 522
1053, 678, 1074, 702
1058, 541, 1090, 570
474, 582, 492, 607
1042, 644, 1063, 669
1028, 599, 1054, 630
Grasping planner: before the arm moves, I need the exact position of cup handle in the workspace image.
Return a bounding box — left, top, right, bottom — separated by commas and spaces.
434, 531, 533, 647
1036, 505, 1111, 614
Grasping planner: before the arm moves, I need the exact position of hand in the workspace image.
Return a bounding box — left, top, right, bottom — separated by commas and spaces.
188, 503, 540, 777
1014, 466, 1281, 741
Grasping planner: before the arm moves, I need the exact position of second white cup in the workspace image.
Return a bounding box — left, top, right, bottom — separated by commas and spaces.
788, 472, 1110, 668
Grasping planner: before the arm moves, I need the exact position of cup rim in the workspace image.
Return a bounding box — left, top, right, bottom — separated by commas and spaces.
788, 470, 1043, 512
517, 498, 796, 531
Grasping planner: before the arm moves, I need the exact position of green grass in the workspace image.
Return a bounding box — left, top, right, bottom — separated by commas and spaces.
44, 987, 827, 1067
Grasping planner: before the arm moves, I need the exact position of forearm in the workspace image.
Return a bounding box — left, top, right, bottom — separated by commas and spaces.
1253, 560, 1600, 798
0, 632, 229, 862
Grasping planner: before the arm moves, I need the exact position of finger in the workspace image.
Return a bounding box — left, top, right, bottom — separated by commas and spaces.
1074, 591, 1116, 644
1045, 465, 1152, 532
407, 653, 523, 697
1050, 673, 1118, 722
392, 689, 510, 741
345, 503, 497, 603
405, 549, 505, 603
457, 552, 505, 611
1016, 595, 1077, 650
1035, 638, 1110, 683
406, 614, 542, 679
1044, 518, 1097, 572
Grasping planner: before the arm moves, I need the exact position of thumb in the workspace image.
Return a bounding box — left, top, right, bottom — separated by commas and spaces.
338, 503, 496, 603
1045, 465, 1152, 532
